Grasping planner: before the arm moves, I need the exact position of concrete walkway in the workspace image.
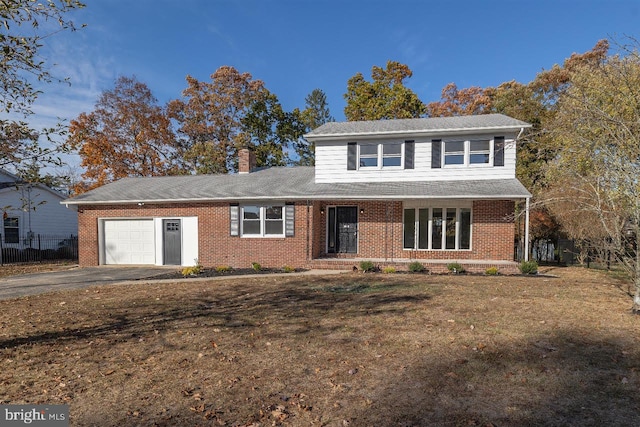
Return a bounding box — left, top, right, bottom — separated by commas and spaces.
0, 266, 346, 300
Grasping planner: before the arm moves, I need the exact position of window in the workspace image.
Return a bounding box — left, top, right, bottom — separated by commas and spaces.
436, 137, 501, 167
403, 206, 471, 250
359, 144, 378, 167
444, 141, 465, 165
3, 217, 19, 244
241, 205, 284, 237
382, 143, 402, 167
469, 140, 490, 164
353, 142, 405, 169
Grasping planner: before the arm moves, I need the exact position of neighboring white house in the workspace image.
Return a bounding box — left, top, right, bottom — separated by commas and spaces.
0, 169, 78, 248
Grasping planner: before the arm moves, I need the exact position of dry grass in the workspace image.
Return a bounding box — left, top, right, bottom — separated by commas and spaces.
1, 266, 639, 426
0, 262, 77, 278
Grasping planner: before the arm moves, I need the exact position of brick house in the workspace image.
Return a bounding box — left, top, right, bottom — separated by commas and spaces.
63, 114, 532, 273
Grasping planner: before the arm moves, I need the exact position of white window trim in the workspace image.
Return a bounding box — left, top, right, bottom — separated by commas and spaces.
403, 204, 473, 251
240, 205, 285, 238
358, 143, 379, 169
442, 138, 495, 168
358, 142, 405, 170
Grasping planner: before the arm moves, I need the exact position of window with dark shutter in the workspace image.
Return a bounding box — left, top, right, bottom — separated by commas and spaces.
431, 139, 442, 168
404, 140, 414, 169
285, 204, 295, 237
347, 142, 357, 170
230, 204, 239, 236
494, 136, 505, 167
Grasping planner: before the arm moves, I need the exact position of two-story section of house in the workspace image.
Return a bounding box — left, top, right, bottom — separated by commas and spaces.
63, 113, 531, 272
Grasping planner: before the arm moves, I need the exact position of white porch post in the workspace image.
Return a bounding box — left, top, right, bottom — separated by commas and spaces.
524, 197, 530, 262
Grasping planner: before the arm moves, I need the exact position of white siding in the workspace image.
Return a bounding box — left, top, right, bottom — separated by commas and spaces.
0, 186, 78, 238
315, 132, 518, 184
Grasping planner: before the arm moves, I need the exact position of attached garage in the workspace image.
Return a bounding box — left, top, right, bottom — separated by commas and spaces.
98, 217, 199, 266
103, 219, 156, 264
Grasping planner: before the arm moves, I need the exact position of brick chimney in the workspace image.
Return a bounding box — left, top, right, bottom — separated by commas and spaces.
238, 148, 256, 174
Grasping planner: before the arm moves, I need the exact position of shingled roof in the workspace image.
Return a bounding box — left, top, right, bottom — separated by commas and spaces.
305, 114, 531, 140
63, 166, 530, 206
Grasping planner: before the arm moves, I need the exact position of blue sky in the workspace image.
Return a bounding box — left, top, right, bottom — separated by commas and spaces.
30, 0, 640, 167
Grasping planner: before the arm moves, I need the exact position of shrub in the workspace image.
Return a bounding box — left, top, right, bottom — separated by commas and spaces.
282, 265, 295, 273
181, 265, 201, 277
447, 262, 465, 274
182, 259, 202, 277
215, 265, 232, 273
359, 260, 376, 272
382, 266, 396, 274
251, 262, 261, 271
485, 266, 499, 276
408, 261, 426, 273
519, 260, 539, 275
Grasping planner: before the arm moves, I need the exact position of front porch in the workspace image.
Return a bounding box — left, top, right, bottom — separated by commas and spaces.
309, 257, 521, 275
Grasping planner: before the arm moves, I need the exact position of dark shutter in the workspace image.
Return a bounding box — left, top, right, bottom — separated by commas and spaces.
230, 204, 239, 236
431, 139, 442, 168
494, 136, 505, 167
347, 142, 357, 170
404, 140, 414, 169
285, 204, 295, 237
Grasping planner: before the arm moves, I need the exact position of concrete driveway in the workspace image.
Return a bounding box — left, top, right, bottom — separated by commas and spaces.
0, 266, 176, 300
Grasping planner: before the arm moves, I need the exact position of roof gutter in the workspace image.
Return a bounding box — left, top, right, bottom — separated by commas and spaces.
62, 193, 532, 207
305, 124, 533, 142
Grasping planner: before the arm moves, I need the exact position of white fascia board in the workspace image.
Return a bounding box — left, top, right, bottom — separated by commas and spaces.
62, 193, 531, 206
305, 124, 532, 142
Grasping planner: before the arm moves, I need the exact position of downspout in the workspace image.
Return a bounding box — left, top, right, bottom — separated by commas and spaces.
524, 196, 530, 262
516, 126, 530, 262
306, 200, 310, 263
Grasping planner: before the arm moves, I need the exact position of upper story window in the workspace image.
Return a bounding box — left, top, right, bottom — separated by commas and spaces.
382, 143, 402, 167
353, 142, 407, 170
469, 140, 491, 164
434, 137, 502, 168
444, 141, 465, 165
359, 144, 378, 167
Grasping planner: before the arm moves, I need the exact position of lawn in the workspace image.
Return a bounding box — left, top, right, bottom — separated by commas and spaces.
1, 267, 639, 426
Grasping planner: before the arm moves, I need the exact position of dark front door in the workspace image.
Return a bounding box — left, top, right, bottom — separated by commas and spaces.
328, 206, 358, 254
163, 219, 182, 265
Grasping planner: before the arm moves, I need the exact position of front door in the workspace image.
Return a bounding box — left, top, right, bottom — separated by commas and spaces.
328, 206, 358, 254
163, 219, 182, 265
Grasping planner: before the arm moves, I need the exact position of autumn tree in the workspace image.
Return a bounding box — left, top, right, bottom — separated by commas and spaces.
344, 61, 425, 121
0, 0, 85, 175
168, 67, 266, 174
425, 83, 495, 117
240, 90, 306, 169
542, 39, 640, 310
68, 76, 177, 192
294, 88, 334, 166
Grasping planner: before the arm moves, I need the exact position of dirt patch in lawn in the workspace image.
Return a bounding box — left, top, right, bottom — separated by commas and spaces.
0, 261, 77, 278
1, 267, 639, 426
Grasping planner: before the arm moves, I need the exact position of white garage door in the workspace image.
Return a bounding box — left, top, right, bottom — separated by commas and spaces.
103, 219, 155, 264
